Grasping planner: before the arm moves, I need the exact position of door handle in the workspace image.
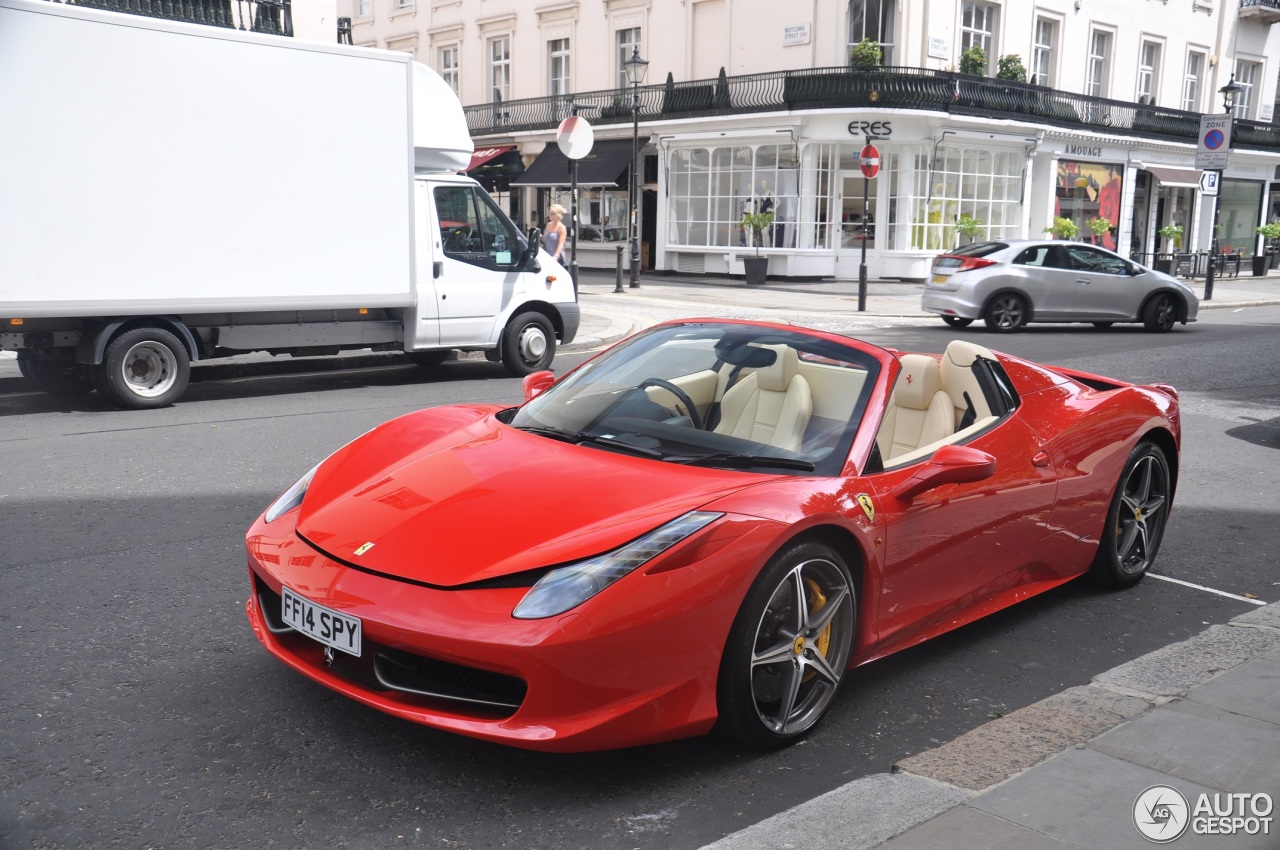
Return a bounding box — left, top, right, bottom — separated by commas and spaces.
1074, 278, 1091, 284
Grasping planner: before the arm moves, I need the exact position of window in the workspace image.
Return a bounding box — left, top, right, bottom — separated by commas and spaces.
666, 144, 800, 249
899, 144, 1024, 251
1086, 30, 1112, 99
1064, 245, 1128, 275
489, 37, 511, 103
1137, 40, 1161, 104
616, 27, 641, 89
439, 45, 459, 95
960, 0, 997, 69
435, 186, 522, 271
1235, 60, 1261, 119
1183, 50, 1205, 112
847, 0, 896, 66
1031, 18, 1056, 87
355, 0, 369, 17
394, 0, 410, 10
548, 38, 570, 97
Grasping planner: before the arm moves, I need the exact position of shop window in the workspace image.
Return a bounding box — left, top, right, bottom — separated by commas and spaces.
896, 145, 1023, 251
666, 144, 800, 251
1054, 160, 1123, 252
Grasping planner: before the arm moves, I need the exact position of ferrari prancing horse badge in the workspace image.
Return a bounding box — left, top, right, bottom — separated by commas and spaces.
856, 493, 875, 522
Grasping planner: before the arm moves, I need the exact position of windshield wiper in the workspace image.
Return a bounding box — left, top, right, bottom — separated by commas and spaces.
669, 451, 815, 471
516, 426, 663, 458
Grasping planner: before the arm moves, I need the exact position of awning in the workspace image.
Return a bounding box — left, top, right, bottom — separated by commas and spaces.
511, 139, 641, 188
1139, 164, 1201, 189
465, 144, 516, 172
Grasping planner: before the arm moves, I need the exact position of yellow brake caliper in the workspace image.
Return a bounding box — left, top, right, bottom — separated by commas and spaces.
803, 578, 830, 681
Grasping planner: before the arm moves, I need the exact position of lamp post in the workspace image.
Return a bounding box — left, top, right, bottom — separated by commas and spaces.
1205, 74, 1242, 302
623, 45, 648, 289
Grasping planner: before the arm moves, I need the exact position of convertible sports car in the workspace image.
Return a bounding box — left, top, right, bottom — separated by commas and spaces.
244, 319, 1181, 752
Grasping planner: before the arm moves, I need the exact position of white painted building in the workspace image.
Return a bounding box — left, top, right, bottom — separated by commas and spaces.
349, 0, 1280, 280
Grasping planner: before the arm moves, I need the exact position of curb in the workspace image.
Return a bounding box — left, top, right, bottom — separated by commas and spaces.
698, 600, 1280, 850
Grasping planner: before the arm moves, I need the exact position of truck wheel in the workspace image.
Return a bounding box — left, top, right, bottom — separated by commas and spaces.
94, 327, 190, 409
16, 351, 93, 397
501, 312, 555, 376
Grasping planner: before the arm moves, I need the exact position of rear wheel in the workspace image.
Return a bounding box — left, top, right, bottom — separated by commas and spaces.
717, 540, 856, 748
16, 351, 93, 397
1089, 441, 1171, 588
983, 293, 1028, 332
501, 312, 556, 377
94, 327, 190, 409
1142, 294, 1177, 333
941, 315, 974, 328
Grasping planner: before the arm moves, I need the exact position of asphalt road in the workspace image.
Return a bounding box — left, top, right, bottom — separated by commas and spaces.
2, 306, 1277, 850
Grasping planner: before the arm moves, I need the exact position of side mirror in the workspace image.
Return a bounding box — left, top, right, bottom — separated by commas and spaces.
522, 369, 555, 402
524, 227, 542, 266
891, 444, 996, 502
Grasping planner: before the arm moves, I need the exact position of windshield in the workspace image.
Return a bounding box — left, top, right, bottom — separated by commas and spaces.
507, 322, 882, 476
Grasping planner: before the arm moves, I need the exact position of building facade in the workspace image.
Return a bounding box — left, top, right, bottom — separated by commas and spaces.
350, 0, 1280, 279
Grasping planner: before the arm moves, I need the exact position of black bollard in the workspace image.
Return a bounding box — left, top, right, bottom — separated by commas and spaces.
614, 245, 625, 293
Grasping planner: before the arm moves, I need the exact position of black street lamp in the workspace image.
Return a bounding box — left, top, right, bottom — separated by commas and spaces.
1205, 74, 1242, 301
623, 45, 648, 289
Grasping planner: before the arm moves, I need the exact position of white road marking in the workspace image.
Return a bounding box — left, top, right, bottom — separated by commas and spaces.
1148, 572, 1267, 605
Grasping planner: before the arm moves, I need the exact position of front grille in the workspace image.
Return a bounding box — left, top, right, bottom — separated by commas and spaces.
254, 576, 527, 718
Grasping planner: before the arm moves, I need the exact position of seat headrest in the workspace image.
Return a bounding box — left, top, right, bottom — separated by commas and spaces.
895, 354, 943, 410
757, 344, 801, 392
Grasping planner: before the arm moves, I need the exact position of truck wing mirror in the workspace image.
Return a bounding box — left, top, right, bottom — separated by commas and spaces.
524, 228, 542, 268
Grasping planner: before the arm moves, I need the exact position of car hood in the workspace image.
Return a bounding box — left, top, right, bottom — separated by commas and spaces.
294, 406, 768, 587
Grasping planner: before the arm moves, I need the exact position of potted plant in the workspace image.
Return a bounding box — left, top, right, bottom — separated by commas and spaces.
1257, 220, 1280, 269
739, 210, 774, 285
1154, 222, 1183, 273
996, 54, 1027, 83
959, 45, 988, 76
849, 37, 883, 67
1087, 216, 1112, 245
955, 213, 984, 246
1043, 216, 1079, 240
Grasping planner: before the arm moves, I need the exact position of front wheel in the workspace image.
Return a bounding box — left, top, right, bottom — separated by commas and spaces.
983, 293, 1028, 332
1089, 440, 1171, 588
717, 540, 856, 748
501, 312, 556, 377
941, 315, 974, 328
94, 327, 190, 409
1142, 294, 1177, 333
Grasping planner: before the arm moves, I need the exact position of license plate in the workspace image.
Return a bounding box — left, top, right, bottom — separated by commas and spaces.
281, 586, 361, 657
931, 274, 947, 284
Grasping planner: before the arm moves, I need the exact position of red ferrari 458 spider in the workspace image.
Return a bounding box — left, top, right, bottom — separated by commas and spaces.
245, 319, 1180, 752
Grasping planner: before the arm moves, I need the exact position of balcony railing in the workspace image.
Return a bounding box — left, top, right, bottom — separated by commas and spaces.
462, 65, 1280, 154
1239, 0, 1280, 21
61, 0, 292, 36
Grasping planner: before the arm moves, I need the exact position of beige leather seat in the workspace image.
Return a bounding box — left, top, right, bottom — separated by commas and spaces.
876, 354, 954, 462
940, 340, 997, 429
714, 344, 812, 452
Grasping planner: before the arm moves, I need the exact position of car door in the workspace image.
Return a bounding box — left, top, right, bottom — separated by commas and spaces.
1010, 244, 1077, 318
868, 414, 1059, 652
432, 184, 525, 346
1062, 245, 1138, 320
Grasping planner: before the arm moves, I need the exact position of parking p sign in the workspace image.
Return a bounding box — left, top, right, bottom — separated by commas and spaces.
1195, 114, 1232, 170
1199, 170, 1219, 196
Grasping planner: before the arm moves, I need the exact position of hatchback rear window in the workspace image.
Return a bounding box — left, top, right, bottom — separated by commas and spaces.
948, 242, 1007, 258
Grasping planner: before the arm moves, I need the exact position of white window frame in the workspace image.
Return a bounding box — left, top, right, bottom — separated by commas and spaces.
1031, 16, 1057, 87
393, 0, 411, 10
1137, 39, 1162, 105
847, 0, 896, 66
960, 0, 997, 70
1086, 29, 1112, 99
616, 27, 642, 89
1235, 58, 1261, 120
489, 36, 511, 104
439, 44, 459, 95
354, 0, 370, 18
1183, 49, 1206, 112
548, 37, 571, 97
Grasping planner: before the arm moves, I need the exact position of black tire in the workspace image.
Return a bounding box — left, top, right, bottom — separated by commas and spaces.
16, 351, 93, 397
983, 293, 1028, 332
941, 315, 974, 328
717, 540, 856, 748
1088, 441, 1171, 588
94, 327, 190, 409
501, 312, 556, 377
1092, 321, 1114, 329
1142, 293, 1177, 333
408, 350, 452, 368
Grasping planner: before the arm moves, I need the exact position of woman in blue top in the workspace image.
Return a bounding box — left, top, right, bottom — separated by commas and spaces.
542, 204, 567, 261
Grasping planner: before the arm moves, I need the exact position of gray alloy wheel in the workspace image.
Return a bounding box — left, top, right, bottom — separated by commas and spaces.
1089, 441, 1171, 588
1142, 294, 1177, 333
983, 293, 1028, 332
717, 541, 856, 748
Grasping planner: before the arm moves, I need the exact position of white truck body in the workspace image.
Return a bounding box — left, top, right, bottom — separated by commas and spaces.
0, 0, 578, 407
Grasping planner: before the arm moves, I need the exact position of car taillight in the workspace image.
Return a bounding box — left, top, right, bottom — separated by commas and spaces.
938, 256, 998, 273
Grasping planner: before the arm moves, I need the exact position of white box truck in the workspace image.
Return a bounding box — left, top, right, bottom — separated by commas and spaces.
0, 0, 579, 408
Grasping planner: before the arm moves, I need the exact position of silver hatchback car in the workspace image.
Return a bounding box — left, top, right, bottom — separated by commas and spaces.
921, 240, 1200, 333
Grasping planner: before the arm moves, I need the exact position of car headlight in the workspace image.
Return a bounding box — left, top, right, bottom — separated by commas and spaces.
512, 511, 723, 619
264, 463, 322, 523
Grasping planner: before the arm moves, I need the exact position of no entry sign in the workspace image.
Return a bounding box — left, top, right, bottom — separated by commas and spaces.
859, 143, 880, 179
556, 115, 594, 160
